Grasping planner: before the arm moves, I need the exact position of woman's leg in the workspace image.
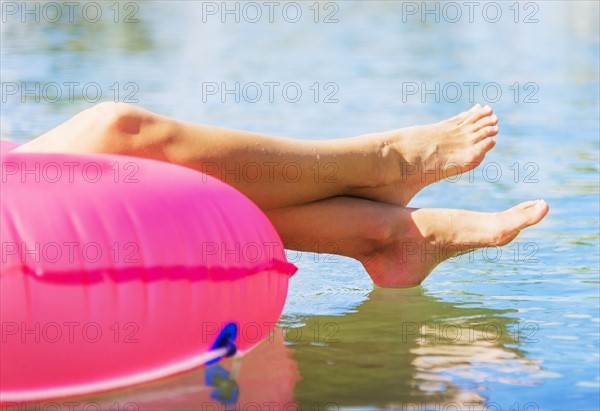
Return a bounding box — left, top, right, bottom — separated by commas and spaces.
15, 102, 498, 210
267, 197, 549, 287
12, 102, 546, 287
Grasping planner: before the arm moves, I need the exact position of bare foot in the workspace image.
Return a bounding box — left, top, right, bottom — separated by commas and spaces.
351, 104, 499, 207
362, 200, 549, 287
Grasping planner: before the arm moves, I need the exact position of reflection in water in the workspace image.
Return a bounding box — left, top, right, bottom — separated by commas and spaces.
22, 287, 540, 410
23, 328, 299, 410
291, 286, 541, 409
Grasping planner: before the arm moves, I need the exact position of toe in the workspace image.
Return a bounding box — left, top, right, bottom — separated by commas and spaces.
455, 104, 483, 123
458, 104, 483, 125
507, 200, 549, 228
475, 125, 499, 141
474, 136, 496, 155
473, 114, 498, 132
466, 105, 493, 124
453, 109, 471, 124
494, 200, 548, 245
511, 200, 541, 210
527, 200, 550, 224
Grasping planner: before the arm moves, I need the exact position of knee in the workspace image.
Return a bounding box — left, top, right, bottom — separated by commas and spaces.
90, 102, 147, 136
77, 102, 170, 154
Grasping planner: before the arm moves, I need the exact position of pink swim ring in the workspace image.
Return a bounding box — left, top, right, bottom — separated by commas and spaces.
0, 140, 297, 403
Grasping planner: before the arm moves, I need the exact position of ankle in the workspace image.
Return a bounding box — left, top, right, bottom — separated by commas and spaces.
372, 131, 402, 187
342, 133, 395, 195
361, 208, 404, 257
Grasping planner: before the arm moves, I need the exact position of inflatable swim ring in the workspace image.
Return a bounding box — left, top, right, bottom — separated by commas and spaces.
0, 140, 297, 403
